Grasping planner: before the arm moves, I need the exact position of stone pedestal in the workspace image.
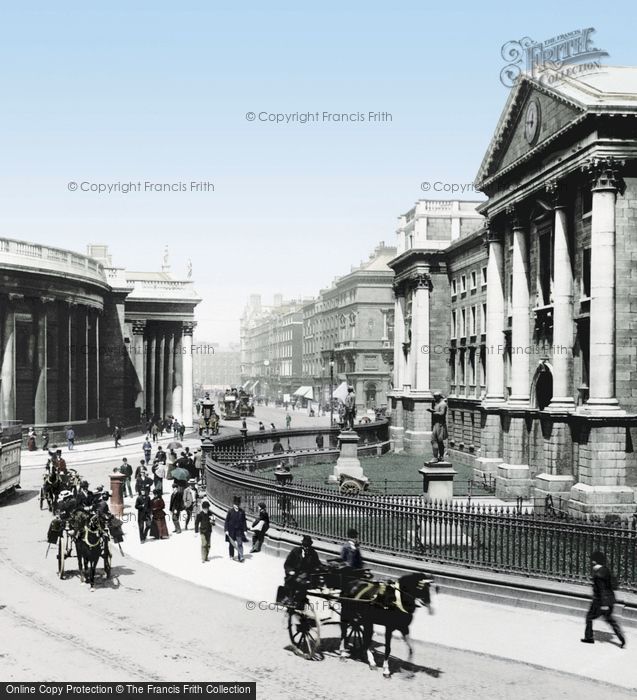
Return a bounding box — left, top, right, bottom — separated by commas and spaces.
568, 483, 636, 519
419, 460, 456, 503
109, 473, 125, 519
533, 473, 575, 513
495, 464, 532, 500
329, 430, 367, 483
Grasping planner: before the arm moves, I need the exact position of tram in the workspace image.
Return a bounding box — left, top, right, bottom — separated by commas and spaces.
0, 421, 22, 497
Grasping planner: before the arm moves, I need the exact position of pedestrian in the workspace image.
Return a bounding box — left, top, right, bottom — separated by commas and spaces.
135, 467, 153, 495
225, 495, 248, 562
151, 423, 159, 443
27, 427, 37, 451
240, 418, 248, 440
179, 422, 185, 440
258, 421, 265, 432
340, 528, 364, 568
134, 459, 145, 482
151, 460, 165, 494
150, 488, 169, 539
183, 479, 198, 530
143, 437, 152, 465
283, 535, 321, 604
41, 428, 49, 451
66, 426, 75, 450
119, 458, 133, 497
270, 422, 276, 431
285, 413, 291, 429
195, 501, 216, 562
581, 551, 625, 647
315, 433, 324, 449
169, 483, 184, 534
250, 502, 269, 553
135, 489, 151, 542
113, 424, 122, 448
155, 445, 166, 465
173, 421, 180, 439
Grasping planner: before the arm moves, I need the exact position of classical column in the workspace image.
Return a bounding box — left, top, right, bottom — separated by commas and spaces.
547, 181, 574, 409
0, 302, 15, 421
508, 210, 530, 406
34, 302, 48, 425
484, 228, 506, 404
67, 303, 74, 421
148, 331, 157, 418
181, 321, 195, 428
583, 158, 625, 410
84, 307, 89, 420
172, 332, 183, 422
410, 273, 432, 395
392, 287, 405, 391
131, 320, 146, 413
158, 332, 166, 419
95, 311, 100, 419
164, 331, 174, 416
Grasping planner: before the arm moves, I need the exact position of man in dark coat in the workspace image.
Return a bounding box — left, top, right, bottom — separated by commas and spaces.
119, 458, 133, 497
76, 480, 94, 509
134, 490, 152, 542
169, 484, 184, 534
340, 528, 364, 569
250, 502, 270, 553
225, 496, 248, 561
581, 551, 625, 647
135, 467, 153, 495
283, 535, 321, 604
195, 500, 216, 562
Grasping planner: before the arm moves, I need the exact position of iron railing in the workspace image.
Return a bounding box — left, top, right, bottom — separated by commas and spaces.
205, 456, 637, 591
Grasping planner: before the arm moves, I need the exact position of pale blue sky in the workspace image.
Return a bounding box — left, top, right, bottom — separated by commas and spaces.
0, 2, 633, 343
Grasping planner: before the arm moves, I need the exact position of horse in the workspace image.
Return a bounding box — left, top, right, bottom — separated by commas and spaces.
76, 514, 111, 590
338, 572, 433, 678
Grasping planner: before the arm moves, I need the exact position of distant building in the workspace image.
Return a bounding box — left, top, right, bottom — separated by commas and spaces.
193, 342, 241, 390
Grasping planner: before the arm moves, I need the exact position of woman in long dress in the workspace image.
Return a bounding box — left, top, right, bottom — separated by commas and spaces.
150, 488, 169, 539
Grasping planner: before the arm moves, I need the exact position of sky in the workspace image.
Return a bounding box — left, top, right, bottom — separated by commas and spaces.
0, 2, 634, 345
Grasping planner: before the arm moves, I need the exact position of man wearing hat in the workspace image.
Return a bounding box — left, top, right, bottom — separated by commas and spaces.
427, 391, 448, 462
283, 535, 321, 604
134, 488, 152, 543
250, 502, 270, 553
340, 528, 364, 569
344, 386, 357, 430
76, 480, 94, 509
182, 479, 199, 530
581, 551, 625, 647
195, 500, 216, 562
224, 496, 248, 561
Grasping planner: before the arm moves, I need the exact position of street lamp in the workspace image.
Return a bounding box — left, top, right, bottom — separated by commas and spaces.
329, 352, 335, 427
201, 392, 214, 434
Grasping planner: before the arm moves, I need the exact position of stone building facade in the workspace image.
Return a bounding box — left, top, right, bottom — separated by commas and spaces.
389, 68, 637, 517
0, 240, 200, 436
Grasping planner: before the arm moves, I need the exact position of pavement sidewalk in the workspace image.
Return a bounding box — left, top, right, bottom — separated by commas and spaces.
118, 502, 636, 691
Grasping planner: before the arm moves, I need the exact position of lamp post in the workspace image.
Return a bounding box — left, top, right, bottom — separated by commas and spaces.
201, 392, 214, 435
329, 353, 335, 427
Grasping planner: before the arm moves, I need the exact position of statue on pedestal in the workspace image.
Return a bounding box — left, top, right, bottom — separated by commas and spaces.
343, 386, 357, 431
427, 391, 448, 462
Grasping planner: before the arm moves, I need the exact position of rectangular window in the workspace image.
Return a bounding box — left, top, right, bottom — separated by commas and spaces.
481, 303, 487, 334
582, 248, 591, 299
449, 350, 456, 384
470, 306, 477, 335
458, 349, 466, 386
468, 348, 476, 386
461, 308, 467, 338
470, 270, 477, 289
461, 275, 467, 294
481, 266, 487, 286
451, 279, 457, 297
451, 310, 457, 339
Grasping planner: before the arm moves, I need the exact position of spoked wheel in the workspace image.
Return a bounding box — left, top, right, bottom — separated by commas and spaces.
103, 541, 112, 579
339, 480, 362, 496
287, 604, 321, 659
57, 532, 66, 579
343, 614, 366, 657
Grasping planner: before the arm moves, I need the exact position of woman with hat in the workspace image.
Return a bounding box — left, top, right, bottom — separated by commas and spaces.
150, 487, 169, 539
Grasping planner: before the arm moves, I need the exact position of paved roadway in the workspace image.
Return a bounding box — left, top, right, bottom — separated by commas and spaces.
0, 416, 634, 699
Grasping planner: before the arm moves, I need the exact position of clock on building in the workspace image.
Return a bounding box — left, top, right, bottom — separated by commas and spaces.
524, 98, 541, 145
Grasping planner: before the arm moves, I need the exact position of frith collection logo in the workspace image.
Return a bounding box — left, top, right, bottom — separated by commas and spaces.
500, 27, 609, 88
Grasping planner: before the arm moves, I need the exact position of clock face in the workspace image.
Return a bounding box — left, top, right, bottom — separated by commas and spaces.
524, 99, 541, 144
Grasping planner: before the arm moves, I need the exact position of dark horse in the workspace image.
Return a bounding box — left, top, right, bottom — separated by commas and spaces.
77, 514, 112, 590
339, 572, 433, 678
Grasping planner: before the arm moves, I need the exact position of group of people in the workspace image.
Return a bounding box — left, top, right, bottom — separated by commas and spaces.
142, 416, 187, 443
133, 479, 202, 543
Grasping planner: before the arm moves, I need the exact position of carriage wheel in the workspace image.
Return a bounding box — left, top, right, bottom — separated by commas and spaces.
340, 480, 361, 496
343, 614, 365, 656
57, 533, 66, 579
103, 542, 112, 579
287, 605, 321, 659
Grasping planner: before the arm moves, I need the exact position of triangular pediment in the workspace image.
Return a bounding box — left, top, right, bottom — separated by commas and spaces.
476, 77, 586, 187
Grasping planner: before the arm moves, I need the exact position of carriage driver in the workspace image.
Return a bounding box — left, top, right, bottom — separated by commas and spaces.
282, 535, 321, 604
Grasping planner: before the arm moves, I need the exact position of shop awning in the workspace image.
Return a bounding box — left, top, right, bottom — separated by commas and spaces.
293, 385, 314, 399
241, 380, 251, 390
333, 381, 349, 402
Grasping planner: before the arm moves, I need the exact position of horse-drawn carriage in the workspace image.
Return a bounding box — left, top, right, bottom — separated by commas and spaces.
39, 466, 80, 511
277, 559, 434, 676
